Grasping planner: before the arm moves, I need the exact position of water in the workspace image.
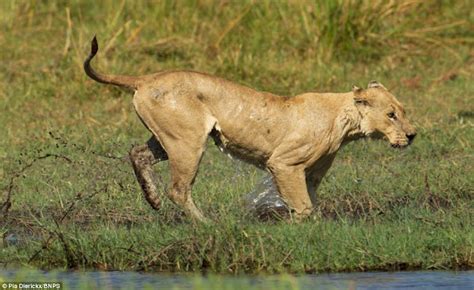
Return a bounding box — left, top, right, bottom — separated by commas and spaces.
0, 269, 472, 290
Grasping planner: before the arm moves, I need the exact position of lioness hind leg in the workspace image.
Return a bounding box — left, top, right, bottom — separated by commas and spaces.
129, 136, 168, 210
268, 164, 313, 222
164, 142, 208, 223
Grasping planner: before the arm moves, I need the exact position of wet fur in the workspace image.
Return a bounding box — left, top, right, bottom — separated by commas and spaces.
84, 37, 416, 222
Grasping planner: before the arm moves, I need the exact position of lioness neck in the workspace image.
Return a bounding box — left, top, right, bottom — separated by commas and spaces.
334, 92, 365, 144
288, 91, 365, 156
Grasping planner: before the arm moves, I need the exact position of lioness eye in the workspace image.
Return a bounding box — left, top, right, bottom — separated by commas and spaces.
388, 112, 397, 119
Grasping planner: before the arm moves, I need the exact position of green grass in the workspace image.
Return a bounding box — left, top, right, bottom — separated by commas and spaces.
0, 0, 473, 274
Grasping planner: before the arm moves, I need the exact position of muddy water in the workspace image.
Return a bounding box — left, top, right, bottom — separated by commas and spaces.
0, 269, 472, 289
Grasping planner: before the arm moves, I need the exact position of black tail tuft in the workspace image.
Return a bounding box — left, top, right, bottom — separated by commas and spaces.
84, 35, 137, 90
91, 35, 98, 56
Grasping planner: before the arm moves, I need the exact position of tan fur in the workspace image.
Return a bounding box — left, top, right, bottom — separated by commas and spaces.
84, 37, 416, 222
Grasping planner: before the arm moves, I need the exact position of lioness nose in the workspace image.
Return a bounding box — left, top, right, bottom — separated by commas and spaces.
407, 133, 417, 144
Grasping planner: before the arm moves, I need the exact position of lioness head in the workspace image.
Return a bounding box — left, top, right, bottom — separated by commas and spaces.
352, 81, 416, 148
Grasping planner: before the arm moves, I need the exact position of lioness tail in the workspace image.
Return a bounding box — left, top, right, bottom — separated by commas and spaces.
84, 36, 138, 90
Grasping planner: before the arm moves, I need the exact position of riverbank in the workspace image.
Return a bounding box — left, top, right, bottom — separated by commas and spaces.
1, 0, 473, 273
4, 211, 472, 273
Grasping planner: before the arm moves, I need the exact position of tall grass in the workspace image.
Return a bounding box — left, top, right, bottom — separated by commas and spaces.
0, 0, 473, 273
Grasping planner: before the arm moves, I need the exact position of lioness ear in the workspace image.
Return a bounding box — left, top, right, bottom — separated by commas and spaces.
352, 85, 370, 106
352, 84, 363, 93
368, 80, 387, 90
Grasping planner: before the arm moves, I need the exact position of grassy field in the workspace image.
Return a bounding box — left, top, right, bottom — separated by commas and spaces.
0, 0, 473, 274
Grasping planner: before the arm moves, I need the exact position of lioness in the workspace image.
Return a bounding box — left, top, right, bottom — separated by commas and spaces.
84, 37, 416, 222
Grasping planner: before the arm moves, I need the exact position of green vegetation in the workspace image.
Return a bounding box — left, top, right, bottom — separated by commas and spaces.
0, 0, 472, 274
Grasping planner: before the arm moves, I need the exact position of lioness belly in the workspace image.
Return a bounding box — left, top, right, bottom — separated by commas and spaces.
210, 127, 268, 169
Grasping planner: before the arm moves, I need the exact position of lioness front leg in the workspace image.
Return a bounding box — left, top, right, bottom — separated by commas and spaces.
306, 156, 335, 205
129, 136, 168, 210
268, 164, 313, 221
